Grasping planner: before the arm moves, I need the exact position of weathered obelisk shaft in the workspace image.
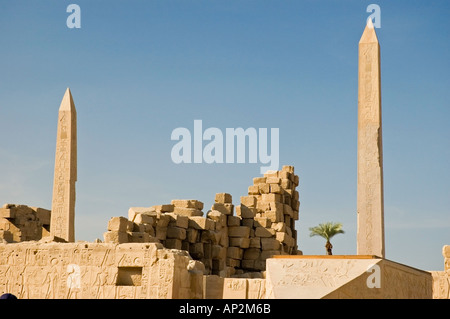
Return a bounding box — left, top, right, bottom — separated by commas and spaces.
357, 20, 385, 258
50, 88, 77, 242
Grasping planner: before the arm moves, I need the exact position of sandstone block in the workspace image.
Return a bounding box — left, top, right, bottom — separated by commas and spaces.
258, 184, 270, 194
280, 178, 292, 189
283, 204, 293, 217
261, 238, 281, 250
271, 222, 286, 232
255, 227, 276, 238
228, 226, 250, 238
128, 207, 155, 221
229, 237, 250, 249
34, 207, 51, 225
262, 193, 281, 203
260, 250, 282, 260
151, 204, 174, 213
212, 245, 227, 260
264, 170, 278, 178
166, 213, 189, 228
226, 258, 241, 268
282, 165, 295, 173
243, 248, 261, 260
249, 237, 261, 248
0, 230, 13, 242
241, 259, 255, 270
253, 177, 266, 185
103, 230, 128, 243
166, 226, 186, 240
155, 226, 167, 240
165, 238, 182, 250
240, 196, 257, 207
189, 242, 204, 259
188, 216, 215, 230
215, 193, 232, 204
241, 218, 253, 228
266, 177, 280, 184
134, 213, 155, 225
227, 246, 243, 259
263, 209, 284, 223
269, 184, 282, 194
128, 231, 151, 243
157, 214, 171, 227
248, 185, 260, 195
107, 216, 128, 232
171, 199, 204, 210
211, 203, 234, 215
236, 205, 256, 219
227, 215, 241, 227
186, 228, 199, 243
254, 216, 271, 228
173, 207, 203, 217
0, 208, 14, 219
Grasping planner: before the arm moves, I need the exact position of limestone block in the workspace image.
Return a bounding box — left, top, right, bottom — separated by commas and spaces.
236, 205, 256, 219
171, 199, 204, 210
215, 193, 232, 204
243, 248, 261, 260
211, 203, 234, 215
248, 185, 260, 195
166, 226, 186, 240
240, 196, 257, 207
107, 216, 128, 232
253, 177, 266, 185
212, 258, 226, 272
282, 165, 295, 173
293, 174, 299, 186
229, 237, 250, 249
283, 204, 293, 217
228, 226, 250, 238
207, 210, 227, 226
279, 170, 293, 181
173, 207, 203, 217
166, 213, 189, 228
227, 215, 241, 227
188, 216, 215, 230
255, 227, 276, 238
261, 238, 281, 251
103, 230, 128, 243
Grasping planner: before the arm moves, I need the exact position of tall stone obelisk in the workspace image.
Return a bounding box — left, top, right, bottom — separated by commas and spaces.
50, 88, 77, 242
357, 19, 385, 258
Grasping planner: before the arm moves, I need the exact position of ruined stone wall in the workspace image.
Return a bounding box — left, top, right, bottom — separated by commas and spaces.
103, 165, 301, 277
0, 204, 50, 243
0, 241, 203, 299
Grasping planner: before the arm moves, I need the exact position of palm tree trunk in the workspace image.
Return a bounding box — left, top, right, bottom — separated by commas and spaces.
325, 241, 333, 255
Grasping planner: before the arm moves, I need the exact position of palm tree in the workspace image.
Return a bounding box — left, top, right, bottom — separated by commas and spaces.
309, 222, 345, 255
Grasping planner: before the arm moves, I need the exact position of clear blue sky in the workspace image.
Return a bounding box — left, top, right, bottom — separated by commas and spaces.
0, 0, 449, 271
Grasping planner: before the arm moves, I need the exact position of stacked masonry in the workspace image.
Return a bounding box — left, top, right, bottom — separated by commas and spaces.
103, 165, 300, 276
0, 204, 51, 242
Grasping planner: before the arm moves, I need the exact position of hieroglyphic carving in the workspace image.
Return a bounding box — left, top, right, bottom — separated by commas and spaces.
50, 88, 77, 242
357, 19, 385, 258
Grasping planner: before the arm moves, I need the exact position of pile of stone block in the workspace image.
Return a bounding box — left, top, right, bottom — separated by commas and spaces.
0, 204, 50, 242
103, 165, 300, 276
